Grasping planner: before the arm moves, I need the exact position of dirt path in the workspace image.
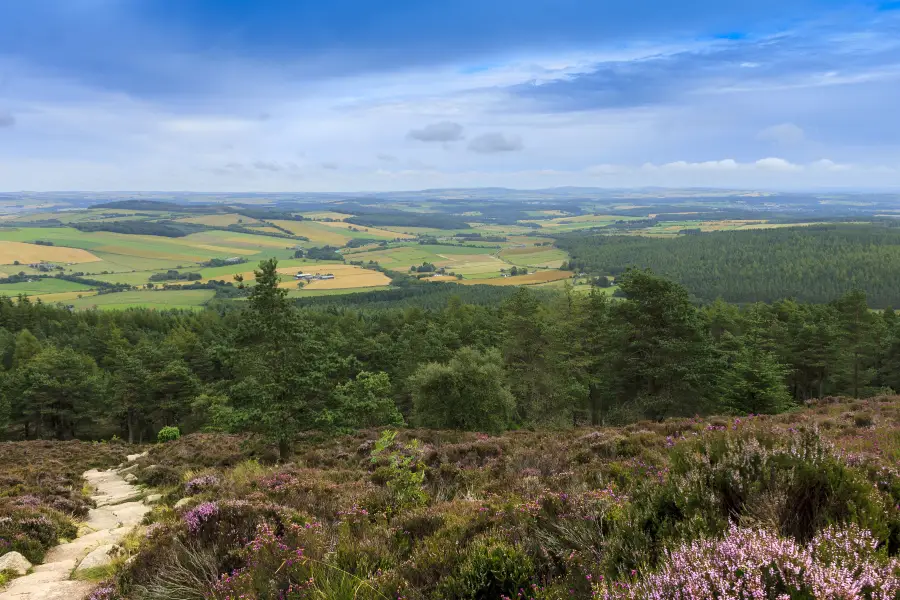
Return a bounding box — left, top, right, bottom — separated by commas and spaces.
0, 456, 151, 600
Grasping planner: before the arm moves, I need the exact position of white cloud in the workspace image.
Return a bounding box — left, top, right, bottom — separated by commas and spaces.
755, 157, 802, 171
660, 159, 739, 170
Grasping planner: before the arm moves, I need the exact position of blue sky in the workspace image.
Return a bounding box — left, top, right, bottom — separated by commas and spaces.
0, 0, 898, 191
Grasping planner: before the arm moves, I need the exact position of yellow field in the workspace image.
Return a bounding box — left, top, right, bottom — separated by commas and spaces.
300, 211, 350, 221
317, 221, 416, 240
248, 226, 286, 235
94, 244, 206, 262
277, 264, 391, 290
186, 263, 391, 290
193, 244, 260, 256
461, 270, 573, 286
175, 214, 259, 227
0, 241, 101, 265
426, 275, 459, 282
33, 290, 99, 303
269, 221, 353, 245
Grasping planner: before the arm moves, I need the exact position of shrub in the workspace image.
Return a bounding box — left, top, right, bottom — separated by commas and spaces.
410, 347, 516, 432
157, 426, 181, 443
369, 430, 427, 514
439, 535, 535, 599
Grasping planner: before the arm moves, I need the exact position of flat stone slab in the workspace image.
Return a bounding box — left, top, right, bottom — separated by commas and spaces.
31, 559, 76, 574
0, 464, 150, 600
0, 579, 93, 600
75, 544, 116, 573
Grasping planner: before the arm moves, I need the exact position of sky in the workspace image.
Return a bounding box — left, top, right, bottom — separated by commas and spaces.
0, 0, 898, 192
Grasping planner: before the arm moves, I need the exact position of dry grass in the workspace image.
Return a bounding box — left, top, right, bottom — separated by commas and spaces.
461, 270, 574, 286
0, 241, 101, 265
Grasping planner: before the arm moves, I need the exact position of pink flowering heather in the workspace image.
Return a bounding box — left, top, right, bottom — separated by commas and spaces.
182, 501, 219, 533
184, 474, 219, 495
595, 524, 900, 599
87, 584, 118, 600
206, 522, 312, 600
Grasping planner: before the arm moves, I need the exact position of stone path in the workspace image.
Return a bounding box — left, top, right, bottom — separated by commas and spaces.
0, 454, 152, 600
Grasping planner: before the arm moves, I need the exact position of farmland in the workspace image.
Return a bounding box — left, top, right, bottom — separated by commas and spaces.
3, 193, 887, 310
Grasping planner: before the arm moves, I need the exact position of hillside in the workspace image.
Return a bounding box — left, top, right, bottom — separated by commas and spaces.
2, 396, 899, 598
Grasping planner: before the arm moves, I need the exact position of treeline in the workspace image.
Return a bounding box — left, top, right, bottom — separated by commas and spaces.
148, 270, 202, 282
1, 261, 899, 457
73, 221, 196, 237
558, 224, 900, 307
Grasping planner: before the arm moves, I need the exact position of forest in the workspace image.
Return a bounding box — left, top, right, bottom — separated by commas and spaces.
0, 259, 897, 452
558, 224, 900, 307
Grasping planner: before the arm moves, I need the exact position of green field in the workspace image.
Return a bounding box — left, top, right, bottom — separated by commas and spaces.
0, 278, 93, 296
68, 289, 216, 311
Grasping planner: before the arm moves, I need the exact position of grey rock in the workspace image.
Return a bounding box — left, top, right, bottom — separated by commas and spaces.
75, 544, 117, 572
143, 493, 162, 504
174, 497, 193, 509
0, 550, 32, 575
123, 473, 137, 483
126, 451, 148, 462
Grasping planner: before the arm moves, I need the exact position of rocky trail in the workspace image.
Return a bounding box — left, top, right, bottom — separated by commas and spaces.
0, 454, 153, 600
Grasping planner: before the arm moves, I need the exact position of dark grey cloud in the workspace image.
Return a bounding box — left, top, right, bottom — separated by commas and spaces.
468, 132, 523, 153
407, 121, 464, 142
0, 112, 15, 128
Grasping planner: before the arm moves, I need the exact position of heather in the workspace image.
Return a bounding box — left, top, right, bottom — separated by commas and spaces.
0, 440, 134, 562
77, 396, 900, 599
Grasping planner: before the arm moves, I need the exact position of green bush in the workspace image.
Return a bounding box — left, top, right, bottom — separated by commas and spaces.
157, 426, 181, 443
369, 430, 427, 514
439, 535, 535, 599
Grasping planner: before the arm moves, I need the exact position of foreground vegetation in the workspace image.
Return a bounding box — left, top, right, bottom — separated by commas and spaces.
5, 396, 900, 599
